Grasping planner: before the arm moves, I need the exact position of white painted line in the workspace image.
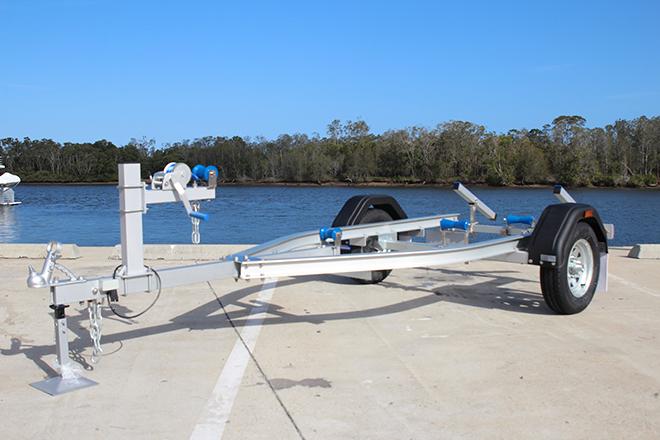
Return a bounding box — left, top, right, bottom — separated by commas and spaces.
609, 274, 660, 298
190, 279, 278, 440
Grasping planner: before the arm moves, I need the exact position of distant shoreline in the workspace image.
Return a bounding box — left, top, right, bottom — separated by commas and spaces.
19, 181, 660, 189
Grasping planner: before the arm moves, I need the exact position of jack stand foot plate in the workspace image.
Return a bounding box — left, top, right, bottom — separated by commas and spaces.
30, 376, 98, 396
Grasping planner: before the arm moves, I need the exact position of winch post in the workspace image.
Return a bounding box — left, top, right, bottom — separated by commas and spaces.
118, 164, 146, 276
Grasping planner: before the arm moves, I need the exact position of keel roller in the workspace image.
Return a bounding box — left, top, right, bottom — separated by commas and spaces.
192, 164, 220, 182
319, 227, 342, 241
504, 215, 535, 226
440, 218, 470, 231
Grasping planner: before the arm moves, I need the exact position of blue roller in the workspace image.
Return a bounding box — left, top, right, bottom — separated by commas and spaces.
189, 211, 209, 222
505, 214, 534, 226
319, 226, 342, 241
191, 164, 206, 181
440, 218, 470, 231
204, 165, 219, 181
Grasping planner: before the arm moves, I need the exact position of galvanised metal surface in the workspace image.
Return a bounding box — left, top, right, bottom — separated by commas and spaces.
239, 237, 524, 280
567, 238, 595, 298
24, 163, 611, 395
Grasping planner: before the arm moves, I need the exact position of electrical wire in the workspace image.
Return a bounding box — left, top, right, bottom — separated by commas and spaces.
107, 265, 162, 319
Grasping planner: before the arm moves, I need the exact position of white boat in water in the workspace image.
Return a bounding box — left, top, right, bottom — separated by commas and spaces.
0, 161, 21, 206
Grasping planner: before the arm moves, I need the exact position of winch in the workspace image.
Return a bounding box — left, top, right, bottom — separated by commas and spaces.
150, 162, 218, 244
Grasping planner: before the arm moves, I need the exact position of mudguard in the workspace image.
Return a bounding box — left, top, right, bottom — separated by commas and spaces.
524, 203, 608, 267
332, 195, 407, 227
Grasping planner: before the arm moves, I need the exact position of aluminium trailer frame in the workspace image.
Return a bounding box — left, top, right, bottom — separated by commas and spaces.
25, 163, 611, 395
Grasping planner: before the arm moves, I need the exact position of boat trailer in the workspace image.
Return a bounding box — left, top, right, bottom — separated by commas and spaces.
25, 163, 614, 395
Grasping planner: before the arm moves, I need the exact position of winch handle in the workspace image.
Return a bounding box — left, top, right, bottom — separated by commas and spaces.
189, 211, 209, 222
171, 180, 210, 221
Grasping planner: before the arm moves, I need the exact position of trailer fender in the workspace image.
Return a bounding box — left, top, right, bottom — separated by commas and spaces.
331, 195, 407, 227
525, 203, 608, 267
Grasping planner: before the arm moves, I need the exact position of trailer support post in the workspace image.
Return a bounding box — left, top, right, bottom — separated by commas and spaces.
29, 302, 97, 395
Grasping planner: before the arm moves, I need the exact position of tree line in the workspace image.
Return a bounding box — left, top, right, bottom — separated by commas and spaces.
1, 115, 659, 187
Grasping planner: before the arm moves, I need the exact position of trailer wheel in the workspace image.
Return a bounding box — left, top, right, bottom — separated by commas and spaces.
348, 208, 393, 284
540, 222, 600, 314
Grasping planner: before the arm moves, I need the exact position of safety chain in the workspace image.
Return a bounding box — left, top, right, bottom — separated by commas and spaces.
191, 201, 201, 244
87, 298, 104, 364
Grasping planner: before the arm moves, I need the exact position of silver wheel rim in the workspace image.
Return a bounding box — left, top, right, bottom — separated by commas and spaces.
567, 239, 594, 298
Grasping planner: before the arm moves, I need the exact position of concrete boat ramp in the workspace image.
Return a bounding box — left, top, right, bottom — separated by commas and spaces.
1, 246, 659, 439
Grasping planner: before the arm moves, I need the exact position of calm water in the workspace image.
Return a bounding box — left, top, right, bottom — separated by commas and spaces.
0, 184, 657, 246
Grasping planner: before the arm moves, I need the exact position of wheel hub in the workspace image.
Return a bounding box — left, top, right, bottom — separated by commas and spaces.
566, 238, 594, 298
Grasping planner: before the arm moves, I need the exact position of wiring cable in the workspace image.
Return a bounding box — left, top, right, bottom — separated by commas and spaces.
107, 265, 162, 319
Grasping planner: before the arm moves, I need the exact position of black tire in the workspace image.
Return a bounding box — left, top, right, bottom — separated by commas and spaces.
347, 208, 393, 284
540, 222, 600, 315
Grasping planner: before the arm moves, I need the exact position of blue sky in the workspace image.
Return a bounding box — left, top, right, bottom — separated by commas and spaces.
1, 0, 658, 145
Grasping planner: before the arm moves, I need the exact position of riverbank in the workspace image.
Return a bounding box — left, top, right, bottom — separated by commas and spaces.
18, 180, 660, 189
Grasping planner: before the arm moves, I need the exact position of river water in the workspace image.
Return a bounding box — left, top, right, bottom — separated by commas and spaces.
0, 184, 657, 246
